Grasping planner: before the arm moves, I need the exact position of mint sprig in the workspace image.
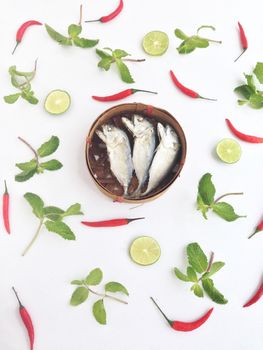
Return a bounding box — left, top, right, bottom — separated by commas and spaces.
235, 62, 263, 109
70, 268, 128, 325
197, 173, 246, 221
96, 48, 145, 83
174, 243, 227, 304
174, 25, 222, 54
22, 193, 83, 256
45, 5, 98, 49
4, 60, 39, 105
15, 136, 62, 182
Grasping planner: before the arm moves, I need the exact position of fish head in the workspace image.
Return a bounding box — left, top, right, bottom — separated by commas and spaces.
96, 124, 125, 148
122, 115, 154, 137
157, 123, 180, 150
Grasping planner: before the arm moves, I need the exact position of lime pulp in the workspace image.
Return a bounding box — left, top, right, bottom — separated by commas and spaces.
142, 31, 169, 56
129, 236, 161, 266
216, 138, 242, 164
44, 90, 71, 115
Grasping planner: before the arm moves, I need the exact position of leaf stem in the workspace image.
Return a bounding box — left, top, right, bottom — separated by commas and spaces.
122, 58, 146, 62
22, 219, 44, 256
214, 192, 244, 204
16, 59, 38, 90
207, 38, 222, 44
88, 287, 128, 304
18, 136, 39, 165
207, 252, 214, 272
79, 4, 83, 26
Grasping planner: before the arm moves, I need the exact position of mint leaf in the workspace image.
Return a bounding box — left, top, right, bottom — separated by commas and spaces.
187, 267, 198, 282
68, 24, 82, 38
15, 169, 37, 182
70, 287, 89, 306
187, 243, 208, 274
63, 203, 83, 217
191, 283, 204, 297
45, 24, 72, 45
238, 100, 248, 106
203, 262, 225, 279
96, 49, 112, 59
98, 57, 113, 71
115, 58, 134, 83
37, 136, 59, 157
45, 220, 75, 240
40, 159, 63, 171
253, 62, 263, 83
245, 74, 256, 92
177, 39, 197, 54
4, 93, 21, 104
113, 49, 130, 59
202, 278, 228, 304
174, 29, 188, 40
234, 85, 254, 100
212, 202, 245, 221
197, 194, 209, 219
21, 92, 39, 105
249, 94, 263, 109
43, 206, 64, 221
71, 280, 83, 285
16, 159, 38, 171
24, 193, 44, 218
174, 268, 190, 282
93, 299, 106, 325
73, 37, 99, 48
198, 173, 215, 206
105, 282, 129, 296
86, 268, 103, 285
191, 36, 209, 48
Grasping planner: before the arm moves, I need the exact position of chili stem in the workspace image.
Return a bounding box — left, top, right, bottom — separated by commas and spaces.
150, 297, 171, 324
12, 287, 23, 307
79, 4, 83, 26
214, 192, 244, 204
88, 287, 128, 304
234, 49, 246, 62
22, 219, 43, 256
248, 228, 260, 239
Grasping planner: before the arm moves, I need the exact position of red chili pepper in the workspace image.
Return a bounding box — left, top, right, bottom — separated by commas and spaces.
243, 279, 263, 307
12, 20, 42, 54
92, 88, 157, 102
226, 118, 263, 143
85, 0, 124, 23
169, 70, 217, 101
150, 297, 213, 332
3, 180, 10, 234
81, 217, 144, 227
12, 287, 35, 350
234, 22, 248, 62
248, 217, 263, 239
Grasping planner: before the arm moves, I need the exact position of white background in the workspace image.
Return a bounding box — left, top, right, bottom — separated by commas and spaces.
0, 0, 262, 349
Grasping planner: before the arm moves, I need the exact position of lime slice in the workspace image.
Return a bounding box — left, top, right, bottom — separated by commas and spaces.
129, 236, 161, 266
142, 31, 169, 56
216, 138, 242, 164
44, 90, 71, 115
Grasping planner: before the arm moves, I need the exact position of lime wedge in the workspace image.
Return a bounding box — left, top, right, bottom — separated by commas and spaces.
44, 90, 71, 115
129, 236, 161, 266
142, 31, 169, 56
216, 138, 242, 164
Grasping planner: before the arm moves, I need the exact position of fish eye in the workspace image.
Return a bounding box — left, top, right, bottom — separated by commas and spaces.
137, 117, 143, 122
107, 126, 112, 131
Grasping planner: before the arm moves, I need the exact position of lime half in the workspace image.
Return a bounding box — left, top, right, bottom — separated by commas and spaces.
142, 31, 169, 56
216, 138, 242, 164
129, 236, 161, 266
44, 90, 71, 115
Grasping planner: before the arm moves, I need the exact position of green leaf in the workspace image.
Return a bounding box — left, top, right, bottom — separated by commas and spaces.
71, 280, 83, 285
177, 39, 197, 54
245, 74, 256, 92
202, 278, 228, 304
63, 203, 83, 217
187, 242, 208, 274
86, 268, 103, 285
253, 62, 263, 84
234, 85, 254, 100
191, 283, 204, 297
105, 282, 129, 296
96, 48, 112, 59
115, 58, 134, 83
98, 57, 113, 71
40, 159, 63, 171
93, 299, 106, 325
22, 94, 39, 105
68, 24, 82, 38
24, 193, 44, 218
43, 206, 64, 221
4, 93, 21, 104
16, 159, 38, 172
187, 266, 198, 282
191, 36, 209, 48
174, 268, 190, 282
198, 173, 216, 206
197, 194, 209, 220
113, 49, 130, 59
15, 169, 37, 182
249, 94, 263, 109
212, 202, 245, 221
45, 220, 76, 240
70, 287, 89, 306
37, 136, 59, 157
45, 24, 72, 45
73, 37, 99, 48
203, 262, 225, 279
174, 28, 188, 40
238, 99, 248, 106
